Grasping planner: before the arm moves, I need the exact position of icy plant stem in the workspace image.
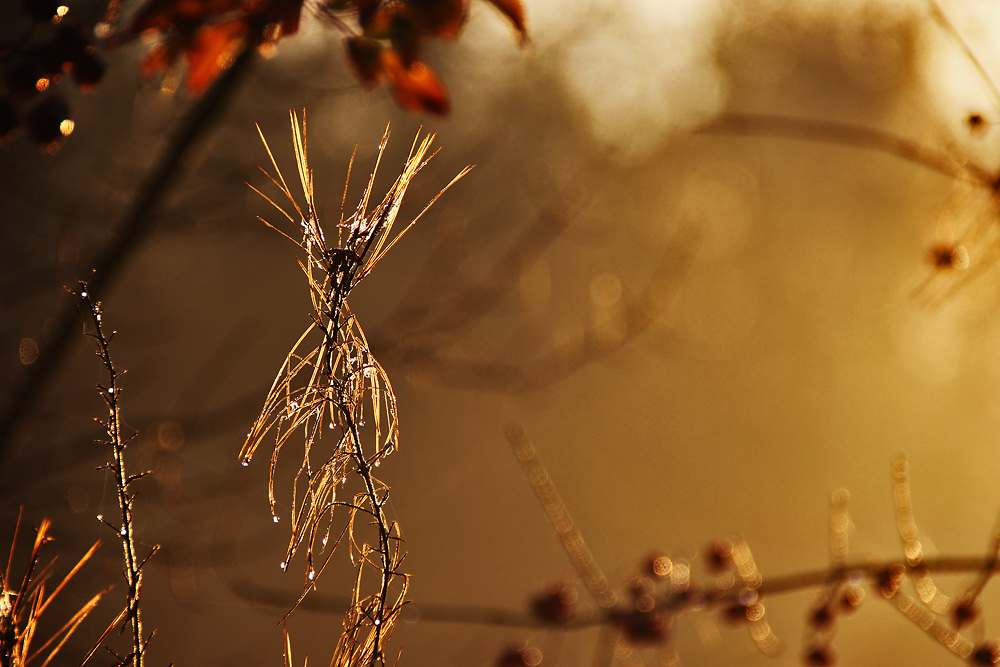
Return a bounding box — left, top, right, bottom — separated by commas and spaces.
343, 410, 392, 663
80, 283, 151, 667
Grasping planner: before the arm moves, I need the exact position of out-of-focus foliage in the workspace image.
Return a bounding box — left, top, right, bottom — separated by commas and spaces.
127, 0, 528, 111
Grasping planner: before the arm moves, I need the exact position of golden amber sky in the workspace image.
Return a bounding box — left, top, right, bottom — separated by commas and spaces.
4, 0, 1000, 665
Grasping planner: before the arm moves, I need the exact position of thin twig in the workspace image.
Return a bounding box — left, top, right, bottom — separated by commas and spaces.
77, 282, 156, 667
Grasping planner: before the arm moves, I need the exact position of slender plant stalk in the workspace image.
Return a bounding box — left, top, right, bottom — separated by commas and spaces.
241, 111, 469, 665
77, 283, 157, 667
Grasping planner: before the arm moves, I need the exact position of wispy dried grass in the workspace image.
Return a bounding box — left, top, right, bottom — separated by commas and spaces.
0, 510, 104, 667
241, 110, 469, 664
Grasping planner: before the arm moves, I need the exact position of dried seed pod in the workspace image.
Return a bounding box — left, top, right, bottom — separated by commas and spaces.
808, 603, 835, 631
531, 584, 577, 623
0, 96, 18, 141
620, 610, 670, 646
804, 644, 836, 666
496, 645, 542, 667
22, 0, 61, 22
704, 538, 734, 573
952, 593, 982, 630
25, 94, 71, 148
838, 586, 864, 614
6, 57, 44, 97
969, 642, 1000, 666
874, 565, 905, 599
71, 50, 105, 91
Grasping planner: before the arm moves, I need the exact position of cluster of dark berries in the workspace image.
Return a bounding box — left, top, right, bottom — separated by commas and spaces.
1, 0, 107, 151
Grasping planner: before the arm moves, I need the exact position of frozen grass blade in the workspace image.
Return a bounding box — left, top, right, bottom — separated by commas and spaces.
244, 109, 468, 665
1, 515, 103, 667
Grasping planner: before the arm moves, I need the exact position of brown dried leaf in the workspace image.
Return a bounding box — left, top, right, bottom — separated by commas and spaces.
259, 0, 307, 37
345, 36, 384, 87
138, 41, 177, 77
129, 0, 239, 34
379, 51, 450, 116
484, 0, 527, 43
405, 0, 468, 39
183, 18, 248, 93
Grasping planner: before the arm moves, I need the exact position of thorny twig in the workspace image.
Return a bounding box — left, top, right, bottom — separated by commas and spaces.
76, 283, 158, 667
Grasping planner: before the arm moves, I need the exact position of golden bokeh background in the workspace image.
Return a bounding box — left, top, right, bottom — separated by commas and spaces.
5, 0, 1000, 664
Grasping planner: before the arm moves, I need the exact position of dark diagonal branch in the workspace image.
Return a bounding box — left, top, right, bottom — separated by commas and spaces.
0, 38, 258, 464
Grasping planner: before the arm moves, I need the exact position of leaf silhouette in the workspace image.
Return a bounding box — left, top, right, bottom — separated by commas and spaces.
380, 52, 450, 116
124, 0, 523, 111
184, 18, 248, 94
345, 36, 384, 87
405, 0, 468, 39
485, 0, 527, 43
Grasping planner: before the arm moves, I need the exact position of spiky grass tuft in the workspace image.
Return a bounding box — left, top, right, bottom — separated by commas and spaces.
242, 110, 469, 665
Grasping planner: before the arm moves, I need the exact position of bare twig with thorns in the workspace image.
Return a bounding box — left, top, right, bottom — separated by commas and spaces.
241, 110, 469, 665
75, 283, 158, 667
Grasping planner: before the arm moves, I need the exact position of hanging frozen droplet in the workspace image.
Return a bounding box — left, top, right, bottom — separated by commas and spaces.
81, 291, 88, 298
308, 570, 316, 581
120, 528, 127, 536
373, 618, 380, 626
280, 561, 287, 570
273, 516, 280, 523
241, 459, 249, 467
